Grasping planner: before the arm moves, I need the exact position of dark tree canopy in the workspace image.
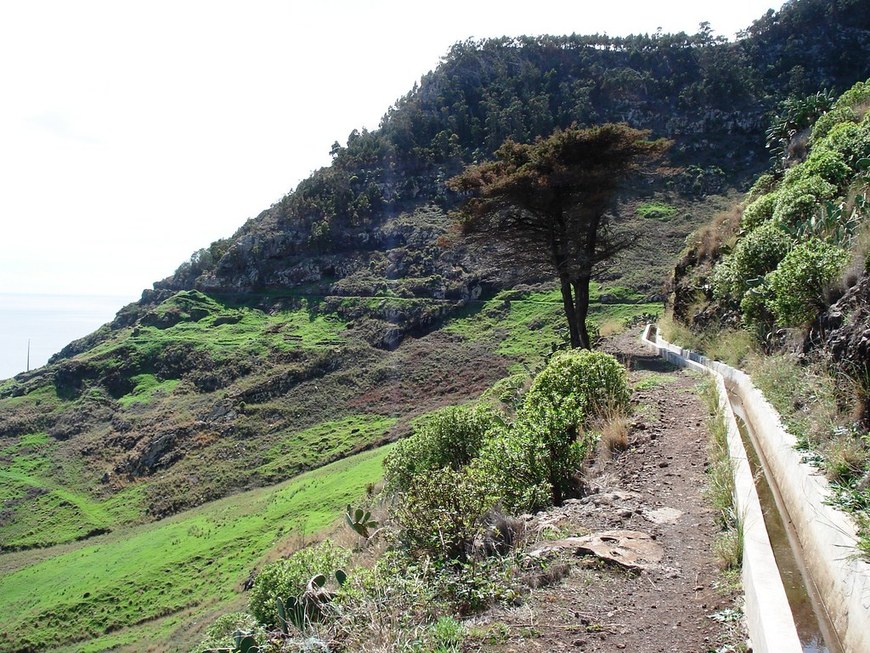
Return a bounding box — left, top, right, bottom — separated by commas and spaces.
448, 124, 670, 349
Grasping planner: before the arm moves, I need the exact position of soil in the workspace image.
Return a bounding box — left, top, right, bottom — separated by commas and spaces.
467, 332, 745, 653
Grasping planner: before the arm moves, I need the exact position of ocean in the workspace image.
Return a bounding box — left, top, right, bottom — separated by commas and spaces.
0, 293, 136, 381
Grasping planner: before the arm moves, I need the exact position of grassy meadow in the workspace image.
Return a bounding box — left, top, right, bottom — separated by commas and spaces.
0, 445, 392, 653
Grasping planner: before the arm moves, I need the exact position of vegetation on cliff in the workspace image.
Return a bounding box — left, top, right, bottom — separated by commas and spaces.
667, 77, 870, 553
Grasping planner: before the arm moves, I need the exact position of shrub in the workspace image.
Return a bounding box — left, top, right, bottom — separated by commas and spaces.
797, 149, 852, 187
383, 404, 502, 492
392, 467, 495, 563
746, 173, 777, 203
766, 239, 850, 326
772, 175, 837, 228
480, 373, 530, 411
196, 612, 262, 652
811, 79, 870, 142
472, 423, 556, 513
249, 541, 351, 628
428, 556, 520, 614
729, 221, 793, 294
741, 192, 778, 230
815, 121, 870, 169
475, 350, 630, 511
710, 258, 739, 304
523, 349, 630, 429
328, 553, 437, 649
812, 106, 855, 143
740, 285, 775, 342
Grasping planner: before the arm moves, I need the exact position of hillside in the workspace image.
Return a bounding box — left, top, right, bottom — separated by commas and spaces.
666, 75, 870, 560
1, 0, 870, 650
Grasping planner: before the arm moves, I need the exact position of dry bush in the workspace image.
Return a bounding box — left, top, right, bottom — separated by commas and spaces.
823, 437, 869, 484
687, 203, 744, 263
598, 318, 626, 338
593, 407, 631, 464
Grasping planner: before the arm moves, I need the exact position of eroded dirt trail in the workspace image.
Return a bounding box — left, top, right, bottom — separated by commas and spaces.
471, 333, 741, 652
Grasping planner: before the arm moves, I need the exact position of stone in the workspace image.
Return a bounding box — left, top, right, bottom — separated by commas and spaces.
530, 530, 664, 571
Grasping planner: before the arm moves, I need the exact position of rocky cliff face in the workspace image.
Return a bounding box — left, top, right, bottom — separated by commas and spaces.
809, 270, 870, 422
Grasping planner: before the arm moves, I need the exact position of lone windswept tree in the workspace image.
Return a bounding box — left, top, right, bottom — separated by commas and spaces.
448, 124, 670, 349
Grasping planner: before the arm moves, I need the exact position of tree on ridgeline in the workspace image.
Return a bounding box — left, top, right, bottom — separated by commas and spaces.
448, 123, 670, 349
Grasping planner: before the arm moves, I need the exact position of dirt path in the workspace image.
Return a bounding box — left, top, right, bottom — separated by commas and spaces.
468, 332, 743, 652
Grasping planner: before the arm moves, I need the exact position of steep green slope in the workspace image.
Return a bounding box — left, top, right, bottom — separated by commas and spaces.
0, 445, 392, 653
0, 285, 656, 551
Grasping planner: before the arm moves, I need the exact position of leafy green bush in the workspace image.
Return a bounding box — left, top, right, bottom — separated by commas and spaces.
249, 541, 351, 628
814, 121, 870, 169
195, 612, 262, 652
471, 424, 554, 513
474, 350, 630, 511
746, 173, 777, 203
794, 149, 852, 187
393, 467, 495, 563
766, 239, 849, 326
811, 79, 870, 142
480, 373, 530, 411
523, 349, 629, 430
741, 192, 778, 230
428, 556, 520, 615
710, 258, 739, 304
740, 285, 775, 341
522, 349, 628, 503
772, 175, 837, 228
383, 404, 502, 492
728, 222, 793, 295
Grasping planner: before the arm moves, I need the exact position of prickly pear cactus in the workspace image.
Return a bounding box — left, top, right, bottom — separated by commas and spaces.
345, 504, 379, 539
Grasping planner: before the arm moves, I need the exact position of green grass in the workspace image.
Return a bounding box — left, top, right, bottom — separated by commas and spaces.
74, 292, 347, 376
697, 378, 743, 572
0, 433, 146, 550
444, 285, 661, 364
632, 373, 674, 390
0, 444, 393, 652
0, 409, 395, 551
636, 201, 677, 221
258, 414, 397, 482
117, 374, 180, 407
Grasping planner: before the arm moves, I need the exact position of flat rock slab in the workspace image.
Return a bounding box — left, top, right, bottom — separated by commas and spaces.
643, 506, 683, 524
530, 529, 663, 571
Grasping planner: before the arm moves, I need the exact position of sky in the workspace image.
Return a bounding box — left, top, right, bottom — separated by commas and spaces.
0, 1, 779, 377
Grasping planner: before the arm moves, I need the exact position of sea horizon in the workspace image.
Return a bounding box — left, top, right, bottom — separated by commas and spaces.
0, 292, 138, 381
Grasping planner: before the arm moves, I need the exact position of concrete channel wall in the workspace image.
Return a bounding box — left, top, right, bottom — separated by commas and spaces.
642, 326, 870, 653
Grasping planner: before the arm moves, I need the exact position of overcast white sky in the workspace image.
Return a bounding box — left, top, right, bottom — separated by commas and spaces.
1, 0, 779, 302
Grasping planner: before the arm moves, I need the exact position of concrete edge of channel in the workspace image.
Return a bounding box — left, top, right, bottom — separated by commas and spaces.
642, 324, 870, 653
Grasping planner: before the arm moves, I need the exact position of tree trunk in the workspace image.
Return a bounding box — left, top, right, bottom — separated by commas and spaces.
559, 276, 581, 348
572, 278, 591, 350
